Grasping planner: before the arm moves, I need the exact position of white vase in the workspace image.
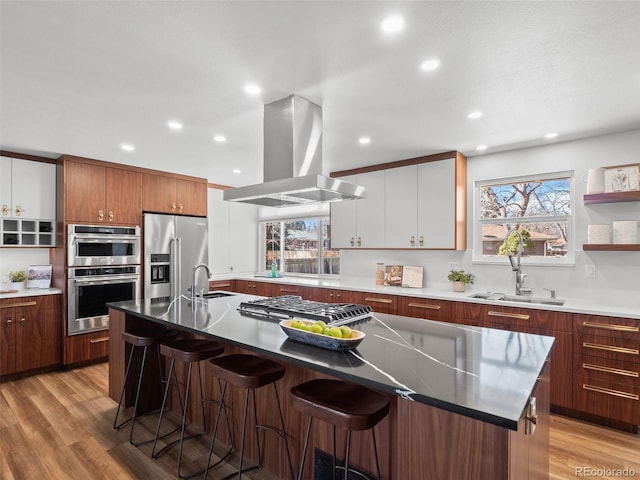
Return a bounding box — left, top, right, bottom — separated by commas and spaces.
452, 281, 466, 292
10, 281, 25, 291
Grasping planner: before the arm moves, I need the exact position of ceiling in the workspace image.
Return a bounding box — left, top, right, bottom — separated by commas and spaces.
2, 1, 640, 187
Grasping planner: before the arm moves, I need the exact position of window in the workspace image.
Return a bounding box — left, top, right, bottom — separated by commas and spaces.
474, 172, 573, 265
262, 217, 339, 276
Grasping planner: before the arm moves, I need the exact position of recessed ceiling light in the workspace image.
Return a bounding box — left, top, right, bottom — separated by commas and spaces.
359, 136, 371, 145
544, 132, 558, 139
213, 135, 227, 143
380, 15, 405, 34
244, 83, 262, 95
419, 58, 440, 72
467, 111, 484, 120
476, 145, 488, 151
167, 120, 183, 131
232, 168, 242, 174
120, 143, 135, 152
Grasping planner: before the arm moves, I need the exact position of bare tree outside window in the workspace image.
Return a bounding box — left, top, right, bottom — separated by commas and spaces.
478, 175, 572, 260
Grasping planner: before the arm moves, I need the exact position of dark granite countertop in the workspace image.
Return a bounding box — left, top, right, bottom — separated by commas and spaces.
108, 292, 554, 430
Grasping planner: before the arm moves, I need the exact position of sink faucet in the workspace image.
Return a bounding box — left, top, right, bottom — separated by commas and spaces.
191, 263, 212, 301
507, 229, 532, 296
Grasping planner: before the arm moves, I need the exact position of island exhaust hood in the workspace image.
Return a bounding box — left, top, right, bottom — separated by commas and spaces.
223, 95, 366, 207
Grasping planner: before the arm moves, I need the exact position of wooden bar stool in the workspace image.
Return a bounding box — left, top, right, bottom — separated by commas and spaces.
203, 354, 295, 480
290, 379, 390, 480
151, 338, 228, 480
113, 328, 179, 446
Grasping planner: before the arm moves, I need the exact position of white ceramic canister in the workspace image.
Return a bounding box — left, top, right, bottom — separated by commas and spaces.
586, 168, 605, 194
587, 224, 612, 244
612, 220, 639, 244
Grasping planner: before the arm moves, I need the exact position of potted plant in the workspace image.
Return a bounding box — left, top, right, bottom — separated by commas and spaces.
9, 270, 27, 290
447, 270, 474, 292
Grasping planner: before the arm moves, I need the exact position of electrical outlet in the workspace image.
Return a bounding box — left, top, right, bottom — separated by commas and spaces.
448, 262, 459, 271
585, 264, 596, 278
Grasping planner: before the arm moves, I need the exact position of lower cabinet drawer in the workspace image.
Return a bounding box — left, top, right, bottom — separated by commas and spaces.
573, 376, 640, 424
574, 355, 640, 389
64, 331, 109, 365
575, 334, 640, 364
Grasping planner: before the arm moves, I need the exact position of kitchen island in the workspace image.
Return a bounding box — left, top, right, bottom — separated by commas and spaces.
108, 292, 553, 479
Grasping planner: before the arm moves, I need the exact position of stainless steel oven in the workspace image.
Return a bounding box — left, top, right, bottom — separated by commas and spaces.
67, 224, 141, 266
67, 266, 141, 335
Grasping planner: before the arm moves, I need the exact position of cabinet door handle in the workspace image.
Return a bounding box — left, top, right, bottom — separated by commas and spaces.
350, 237, 355, 247
357, 237, 362, 247
488, 311, 530, 320
407, 303, 441, 310
410, 236, 415, 247
582, 384, 639, 401
1, 204, 8, 216
90, 337, 109, 344
178, 204, 184, 212
98, 210, 104, 221
0, 301, 37, 309
108, 211, 114, 222
171, 202, 177, 212
5, 318, 13, 326
583, 321, 639, 333
15, 205, 22, 216
419, 235, 424, 247
582, 363, 639, 378
582, 342, 639, 356
364, 297, 393, 304
19, 317, 26, 325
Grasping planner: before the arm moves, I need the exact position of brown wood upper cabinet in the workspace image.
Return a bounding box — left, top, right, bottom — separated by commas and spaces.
62, 157, 142, 225
142, 173, 207, 217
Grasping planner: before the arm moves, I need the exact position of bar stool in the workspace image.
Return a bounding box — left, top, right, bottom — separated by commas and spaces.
113, 327, 179, 446
151, 338, 228, 479
290, 379, 390, 480
203, 354, 295, 480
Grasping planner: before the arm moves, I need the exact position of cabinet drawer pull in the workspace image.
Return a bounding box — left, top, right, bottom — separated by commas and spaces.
364, 297, 393, 304
0, 301, 37, 309
407, 303, 441, 310
583, 321, 639, 333
280, 289, 299, 293
582, 363, 639, 378
582, 342, 639, 356
488, 311, 530, 320
90, 337, 109, 344
582, 384, 639, 401
211, 283, 231, 288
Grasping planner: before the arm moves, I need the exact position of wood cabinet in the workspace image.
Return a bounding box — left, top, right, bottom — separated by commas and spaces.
350, 290, 398, 315
1, 156, 56, 219
397, 295, 455, 323
142, 173, 207, 217
63, 330, 109, 365
62, 157, 142, 225
454, 302, 573, 409
233, 279, 275, 297
329, 170, 386, 248
385, 156, 466, 249
572, 314, 639, 424
582, 191, 640, 251
208, 280, 235, 292
0, 295, 61, 377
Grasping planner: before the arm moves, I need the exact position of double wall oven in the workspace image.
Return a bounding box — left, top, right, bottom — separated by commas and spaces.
66, 224, 141, 335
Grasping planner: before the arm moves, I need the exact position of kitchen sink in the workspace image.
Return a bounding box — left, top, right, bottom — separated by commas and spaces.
468, 292, 565, 306
202, 291, 236, 299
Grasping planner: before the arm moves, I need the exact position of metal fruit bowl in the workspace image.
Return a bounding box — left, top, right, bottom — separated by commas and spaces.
279, 319, 365, 351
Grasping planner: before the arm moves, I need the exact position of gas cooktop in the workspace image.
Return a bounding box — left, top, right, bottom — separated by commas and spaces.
237, 295, 373, 326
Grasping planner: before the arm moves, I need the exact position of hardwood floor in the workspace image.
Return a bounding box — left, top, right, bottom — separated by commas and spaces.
1, 363, 639, 480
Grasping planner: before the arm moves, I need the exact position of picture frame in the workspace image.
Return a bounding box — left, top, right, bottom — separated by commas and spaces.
401, 265, 424, 288
27, 264, 52, 289
384, 265, 403, 286
603, 163, 640, 192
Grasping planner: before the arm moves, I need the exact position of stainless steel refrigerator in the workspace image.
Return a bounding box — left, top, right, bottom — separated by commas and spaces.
143, 213, 209, 299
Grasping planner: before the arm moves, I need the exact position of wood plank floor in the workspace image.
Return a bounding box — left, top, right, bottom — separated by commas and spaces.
1, 363, 639, 480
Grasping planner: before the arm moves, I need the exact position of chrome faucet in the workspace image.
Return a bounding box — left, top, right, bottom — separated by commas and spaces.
191, 263, 211, 301
507, 229, 532, 296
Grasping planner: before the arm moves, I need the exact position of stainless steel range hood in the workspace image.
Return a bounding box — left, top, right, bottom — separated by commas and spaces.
223, 95, 366, 207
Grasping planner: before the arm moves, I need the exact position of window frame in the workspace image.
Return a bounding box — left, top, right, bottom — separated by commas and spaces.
472, 171, 575, 266
259, 215, 339, 278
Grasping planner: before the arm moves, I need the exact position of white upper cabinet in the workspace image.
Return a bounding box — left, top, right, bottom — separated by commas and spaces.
331, 152, 466, 250
1, 156, 56, 219
330, 170, 385, 248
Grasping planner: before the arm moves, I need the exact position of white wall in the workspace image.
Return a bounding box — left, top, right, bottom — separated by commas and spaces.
0, 248, 51, 287
340, 129, 640, 305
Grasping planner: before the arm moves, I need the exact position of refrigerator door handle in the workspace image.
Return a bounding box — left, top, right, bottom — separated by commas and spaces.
175, 236, 182, 298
